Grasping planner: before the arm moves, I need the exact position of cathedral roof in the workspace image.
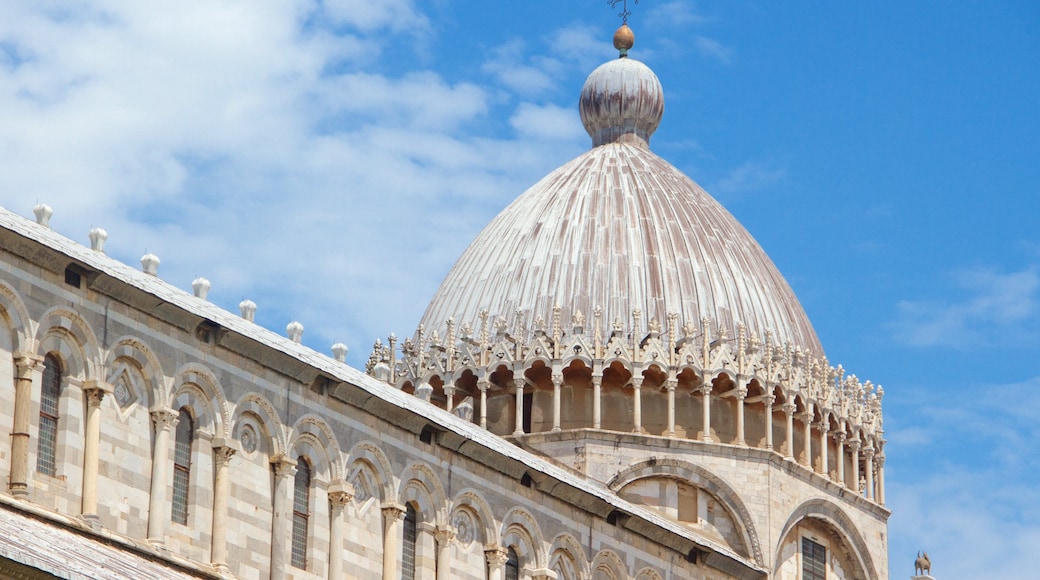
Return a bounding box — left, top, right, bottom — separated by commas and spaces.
419, 29, 823, 356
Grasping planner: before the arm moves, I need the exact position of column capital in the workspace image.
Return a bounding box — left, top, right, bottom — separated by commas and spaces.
696, 383, 712, 396
328, 480, 356, 507
434, 526, 456, 545
848, 438, 862, 452
550, 372, 563, 385
763, 394, 776, 407
630, 376, 644, 388
14, 353, 44, 378
863, 445, 876, 459
82, 380, 113, 407
834, 430, 847, 444
477, 379, 490, 392
485, 546, 509, 567
381, 501, 406, 520
781, 402, 796, 415
875, 453, 886, 468
211, 438, 238, 466
150, 408, 179, 431
270, 454, 297, 478
664, 378, 677, 391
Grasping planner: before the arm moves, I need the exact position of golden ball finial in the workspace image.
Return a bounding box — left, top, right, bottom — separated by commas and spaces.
613, 24, 635, 57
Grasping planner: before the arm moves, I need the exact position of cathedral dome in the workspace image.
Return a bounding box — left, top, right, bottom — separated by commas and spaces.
418, 30, 823, 356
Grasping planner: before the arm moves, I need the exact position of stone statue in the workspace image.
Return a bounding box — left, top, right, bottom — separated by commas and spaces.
914, 551, 931, 576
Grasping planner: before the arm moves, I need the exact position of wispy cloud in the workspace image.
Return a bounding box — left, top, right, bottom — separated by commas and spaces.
711, 160, 786, 198
892, 266, 1039, 348
694, 35, 732, 65
645, 1, 708, 28
886, 376, 1040, 578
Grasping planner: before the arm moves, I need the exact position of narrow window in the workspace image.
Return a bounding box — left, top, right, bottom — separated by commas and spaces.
291, 458, 311, 569
677, 482, 698, 523
802, 537, 826, 580
505, 547, 520, 580
171, 408, 193, 525
401, 503, 417, 580
36, 354, 62, 476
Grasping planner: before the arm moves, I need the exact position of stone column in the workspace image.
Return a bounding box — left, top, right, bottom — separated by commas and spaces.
631, 376, 644, 433
876, 453, 886, 505
800, 408, 813, 468
734, 381, 747, 446
512, 372, 525, 436
81, 380, 111, 519
834, 431, 847, 487
818, 421, 830, 478
848, 439, 861, 494
864, 446, 875, 501
327, 481, 355, 580
551, 372, 563, 432
478, 379, 489, 429
382, 502, 406, 580
764, 395, 775, 451
147, 408, 179, 544
591, 374, 602, 429
665, 379, 677, 437
434, 526, 455, 580
9, 354, 42, 497
210, 439, 237, 571
782, 403, 795, 460
443, 383, 455, 413
270, 455, 297, 580
699, 384, 713, 443
485, 547, 508, 580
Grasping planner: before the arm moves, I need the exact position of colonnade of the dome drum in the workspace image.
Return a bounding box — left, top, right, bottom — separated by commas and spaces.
368, 312, 886, 506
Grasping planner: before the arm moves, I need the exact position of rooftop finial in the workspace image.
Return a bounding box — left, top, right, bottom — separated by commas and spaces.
609, 0, 638, 25
608, 1, 637, 57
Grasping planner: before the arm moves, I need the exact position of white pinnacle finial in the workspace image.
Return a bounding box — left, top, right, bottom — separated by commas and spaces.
88, 227, 107, 253
239, 300, 257, 322
331, 342, 348, 362
191, 277, 210, 300
287, 321, 304, 343
141, 253, 160, 276
33, 203, 53, 227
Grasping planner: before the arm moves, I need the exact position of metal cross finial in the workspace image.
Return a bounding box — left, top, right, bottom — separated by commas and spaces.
609, 0, 639, 24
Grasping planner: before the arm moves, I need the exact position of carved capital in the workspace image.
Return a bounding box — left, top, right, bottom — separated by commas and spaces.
630, 376, 644, 389
551, 373, 564, 387
697, 384, 712, 396
863, 446, 876, 459
381, 502, 406, 522
848, 438, 862, 452
763, 394, 776, 407
150, 408, 179, 432
82, 380, 112, 407
485, 546, 509, 567
14, 354, 43, 380
212, 443, 237, 467
434, 526, 456, 545
664, 378, 677, 392
270, 454, 297, 478
328, 480, 356, 507
834, 431, 847, 444
781, 402, 796, 415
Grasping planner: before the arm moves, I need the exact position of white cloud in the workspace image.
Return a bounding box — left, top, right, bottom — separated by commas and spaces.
694, 35, 732, 65
510, 102, 585, 142
711, 160, 786, 198
886, 376, 1040, 579
0, 1, 585, 365
893, 266, 1039, 348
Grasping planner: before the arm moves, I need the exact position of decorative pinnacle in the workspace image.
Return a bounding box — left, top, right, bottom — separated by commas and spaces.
609, 0, 639, 25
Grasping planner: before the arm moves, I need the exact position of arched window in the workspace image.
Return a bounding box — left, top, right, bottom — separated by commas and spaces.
291, 458, 311, 569
171, 408, 193, 525
505, 547, 520, 580
36, 354, 62, 476
401, 503, 418, 580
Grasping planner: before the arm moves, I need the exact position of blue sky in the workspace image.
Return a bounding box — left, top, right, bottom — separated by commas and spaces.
1, 1, 1038, 577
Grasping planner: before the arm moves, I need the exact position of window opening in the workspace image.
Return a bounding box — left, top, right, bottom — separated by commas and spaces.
802, 537, 826, 580
505, 547, 520, 580
291, 458, 311, 569
402, 504, 418, 579
36, 354, 62, 476
171, 408, 193, 525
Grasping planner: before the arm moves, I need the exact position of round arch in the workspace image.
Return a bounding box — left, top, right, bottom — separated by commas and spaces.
773, 498, 878, 580
607, 458, 763, 565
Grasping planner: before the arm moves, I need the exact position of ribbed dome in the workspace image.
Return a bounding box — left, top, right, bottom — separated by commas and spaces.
418, 38, 823, 357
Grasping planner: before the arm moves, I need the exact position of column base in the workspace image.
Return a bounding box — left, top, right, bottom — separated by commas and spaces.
80, 514, 102, 531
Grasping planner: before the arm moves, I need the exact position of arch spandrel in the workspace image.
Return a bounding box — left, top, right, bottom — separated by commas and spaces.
104, 336, 166, 409
345, 440, 396, 504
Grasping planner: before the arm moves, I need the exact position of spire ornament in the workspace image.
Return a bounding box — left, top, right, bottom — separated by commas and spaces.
609, 0, 639, 25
